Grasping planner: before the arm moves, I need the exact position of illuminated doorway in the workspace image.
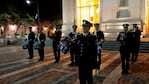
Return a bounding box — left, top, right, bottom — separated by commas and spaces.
143, 0, 149, 37
145, 0, 149, 36
76, 0, 100, 33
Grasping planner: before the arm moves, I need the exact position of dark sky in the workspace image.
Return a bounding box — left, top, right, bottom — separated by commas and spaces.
0, 0, 62, 21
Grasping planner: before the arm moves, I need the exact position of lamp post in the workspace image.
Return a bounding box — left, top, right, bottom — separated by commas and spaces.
26, 0, 40, 33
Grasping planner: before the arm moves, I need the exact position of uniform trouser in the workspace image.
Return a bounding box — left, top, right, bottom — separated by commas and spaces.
120, 45, 130, 71
131, 45, 139, 61
7, 40, 10, 45
79, 66, 93, 84
53, 42, 60, 62
28, 44, 34, 58
38, 47, 44, 60
70, 46, 77, 63
97, 49, 101, 68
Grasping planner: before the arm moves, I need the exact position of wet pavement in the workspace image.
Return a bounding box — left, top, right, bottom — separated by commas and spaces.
0, 46, 149, 84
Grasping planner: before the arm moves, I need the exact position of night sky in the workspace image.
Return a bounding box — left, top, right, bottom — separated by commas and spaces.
0, 0, 62, 21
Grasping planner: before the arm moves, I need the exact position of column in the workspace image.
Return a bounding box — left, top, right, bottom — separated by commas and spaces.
62, 0, 76, 37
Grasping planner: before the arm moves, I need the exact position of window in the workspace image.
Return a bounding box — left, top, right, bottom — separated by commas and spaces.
117, 0, 129, 18
118, 9, 130, 18
120, 0, 128, 7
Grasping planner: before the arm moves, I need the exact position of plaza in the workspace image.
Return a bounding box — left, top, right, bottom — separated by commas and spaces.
0, 44, 148, 84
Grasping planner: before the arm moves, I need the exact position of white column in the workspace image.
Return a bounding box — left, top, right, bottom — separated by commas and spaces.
62, 0, 76, 37
100, 0, 103, 23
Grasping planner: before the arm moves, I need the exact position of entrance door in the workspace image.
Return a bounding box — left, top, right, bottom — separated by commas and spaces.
76, 0, 100, 33
145, 0, 149, 36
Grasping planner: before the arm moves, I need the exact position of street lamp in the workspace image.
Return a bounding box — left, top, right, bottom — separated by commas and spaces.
26, 0, 31, 4
26, 0, 40, 33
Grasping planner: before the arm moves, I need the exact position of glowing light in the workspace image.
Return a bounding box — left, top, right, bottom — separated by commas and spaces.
32, 26, 38, 32
0, 26, 4, 31
9, 24, 17, 31
43, 27, 48, 31
26, 0, 31, 4
96, 7, 100, 14
90, 2, 94, 6
90, 2, 94, 17
48, 29, 55, 36
53, 27, 56, 31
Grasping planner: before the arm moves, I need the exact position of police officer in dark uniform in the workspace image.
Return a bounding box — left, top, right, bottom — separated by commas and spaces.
130, 24, 141, 62
77, 20, 97, 84
38, 28, 46, 61
68, 25, 79, 66
93, 23, 105, 69
27, 27, 35, 59
117, 24, 132, 74
52, 24, 62, 63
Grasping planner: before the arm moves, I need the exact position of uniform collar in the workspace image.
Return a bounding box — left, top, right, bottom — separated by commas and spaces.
72, 32, 77, 34
83, 33, 88, 37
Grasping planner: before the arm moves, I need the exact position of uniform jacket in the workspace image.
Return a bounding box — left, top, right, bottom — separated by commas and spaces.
93, 31, 104, 46
117, 31, 132, 52
39, 33, 46, 47
77, 33, 97, 68
93, 31, 104, 42
130, 29, 141, 45
53, 30, 62, 44
69, 32, 79, 46
28, 32, 35, 45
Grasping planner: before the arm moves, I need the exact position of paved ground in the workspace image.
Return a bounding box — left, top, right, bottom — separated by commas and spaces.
0, 46, 149, 84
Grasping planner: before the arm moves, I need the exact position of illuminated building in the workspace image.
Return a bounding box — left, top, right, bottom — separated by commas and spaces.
62, 0, 149, 38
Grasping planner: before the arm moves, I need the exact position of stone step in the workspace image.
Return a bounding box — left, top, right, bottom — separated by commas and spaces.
102, 41, 149, 52
140, 50, 149, 52
104, 33, 118, 38
140, 42, 149, 52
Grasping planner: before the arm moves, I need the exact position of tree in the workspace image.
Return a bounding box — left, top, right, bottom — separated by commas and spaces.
15, 13, 35, 36
0, 7, 34, 38
0, 12, 11, 38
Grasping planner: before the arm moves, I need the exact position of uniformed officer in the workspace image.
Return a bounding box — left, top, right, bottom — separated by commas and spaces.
68, 24, 79, 66
77, 20, 97, 84
52, 24, 62, 63
27, 27, 35, 59
117, 24, 132, 74
130, 24, 141, 62
38, 28, 46, 61
93, 23, 105, 69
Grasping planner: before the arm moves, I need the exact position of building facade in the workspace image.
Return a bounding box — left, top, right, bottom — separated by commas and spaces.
62, 0, 149, 38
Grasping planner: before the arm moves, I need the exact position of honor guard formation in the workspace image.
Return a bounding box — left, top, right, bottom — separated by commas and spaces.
20, 20, 142, 84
